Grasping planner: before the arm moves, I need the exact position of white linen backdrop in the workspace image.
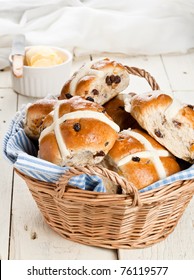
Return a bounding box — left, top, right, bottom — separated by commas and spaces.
0, 0, 194, 69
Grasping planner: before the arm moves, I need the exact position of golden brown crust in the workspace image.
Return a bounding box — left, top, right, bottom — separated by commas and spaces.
108, 132, 144, 162
130, 92, 172, 118
161, 157, 181, 176
179, 105, 194, 128
24, 99, 58, 139
104, 95, 139, 130
75, 76, 96, 97
58, 95, 106, 116
120, 160, 159, 190
106, 129, 180, 190
120, 156, 180, 190
39, 96, 118, 166
59, 119, 116, 152
108, 129, 164, 162
59, 58, 129, 105
59, 81, 71, 98
91, 58, 125, 72
129, 91, 194, 129
127, 91, 194, 162
38, 132, 62, 165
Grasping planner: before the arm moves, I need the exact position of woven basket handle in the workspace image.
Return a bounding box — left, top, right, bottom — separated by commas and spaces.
56, 165, 142, 207
124, 65, 160, 91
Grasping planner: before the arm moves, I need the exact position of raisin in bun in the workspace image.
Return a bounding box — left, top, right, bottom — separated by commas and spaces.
38, 96, 120, 166
24, 99, 58, 140
104, 129, 180, 190
124, 90, 194, 163
59, 58, 129, 105
103, 93, 139, 130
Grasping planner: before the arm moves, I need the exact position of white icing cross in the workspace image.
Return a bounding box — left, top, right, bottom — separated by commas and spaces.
118, 130, 170, 180
69, 60, 105, 95
39, 107, 120, 163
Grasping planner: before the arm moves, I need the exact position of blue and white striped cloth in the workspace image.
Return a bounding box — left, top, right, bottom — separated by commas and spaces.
2, 105, 105, 192
2, 105, 194, 193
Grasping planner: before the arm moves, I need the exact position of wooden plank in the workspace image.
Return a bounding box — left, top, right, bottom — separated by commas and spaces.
161, 51, 194, 91
0, 68, 12, 88
173, 91, 194, 105
119, 197, 194, 260
118, 52, 194, 260
9, 55, 116, 259
0, 88, 17, 259
9, 172, 116, 260
71, 55, 91, 73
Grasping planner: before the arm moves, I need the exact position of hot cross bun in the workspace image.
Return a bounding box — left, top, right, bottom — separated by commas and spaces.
124, 90, 194, 163
38, 96, 120, 166
58, 58, 129, 105
104, 128, 180, 190
24, 98, 58, 140
103, 93, 139, 130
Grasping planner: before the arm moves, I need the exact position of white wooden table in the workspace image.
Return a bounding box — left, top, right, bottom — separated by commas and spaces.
1, 51, 194, 260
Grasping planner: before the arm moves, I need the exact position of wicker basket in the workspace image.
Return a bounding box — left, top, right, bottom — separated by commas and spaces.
15, 66, 194, 249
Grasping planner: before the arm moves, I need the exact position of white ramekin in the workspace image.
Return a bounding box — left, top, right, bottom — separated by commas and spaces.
9, 46, 72, 98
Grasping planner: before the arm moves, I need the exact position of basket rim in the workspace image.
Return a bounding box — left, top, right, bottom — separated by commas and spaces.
14, 164, 194, 250
15, 167, 194, 204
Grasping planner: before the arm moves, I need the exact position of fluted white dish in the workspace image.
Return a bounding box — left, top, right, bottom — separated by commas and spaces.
9, 46, 72, 98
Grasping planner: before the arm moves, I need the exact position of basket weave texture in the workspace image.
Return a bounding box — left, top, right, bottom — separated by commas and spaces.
16, 66, 194, 249
16, 166, 194, 249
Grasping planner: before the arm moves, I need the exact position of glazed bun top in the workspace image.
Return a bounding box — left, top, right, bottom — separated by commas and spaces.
106, 128, 181, 190
59, 58, 129, 105
24, 98, 58, 140
38, 96, 120, 166
103, 93, 139, 130
124, 90, 194, 163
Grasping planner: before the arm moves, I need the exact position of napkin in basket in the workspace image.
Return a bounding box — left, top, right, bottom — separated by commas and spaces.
2, 105, 194, 193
